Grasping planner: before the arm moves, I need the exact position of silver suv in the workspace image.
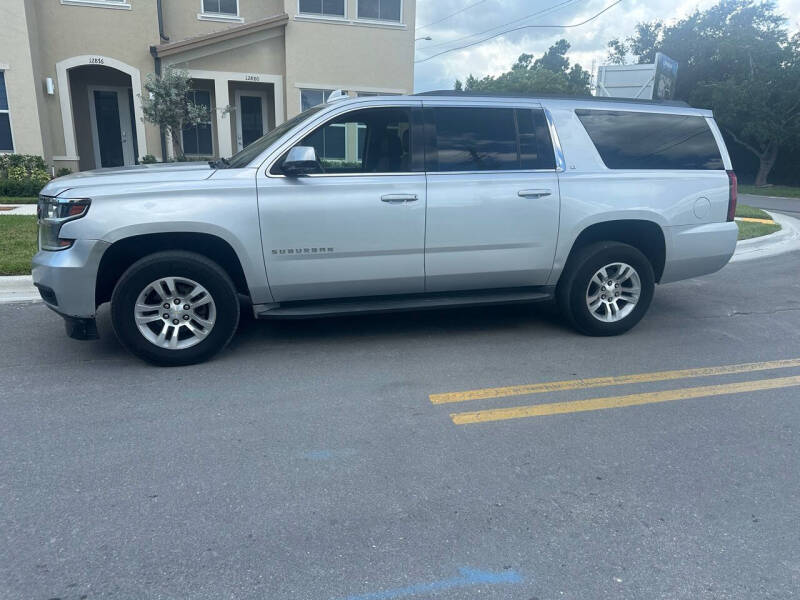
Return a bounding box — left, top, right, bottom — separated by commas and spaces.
33, 93, 739, 365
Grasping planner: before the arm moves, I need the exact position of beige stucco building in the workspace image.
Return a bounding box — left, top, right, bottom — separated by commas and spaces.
0, 0, 416, 172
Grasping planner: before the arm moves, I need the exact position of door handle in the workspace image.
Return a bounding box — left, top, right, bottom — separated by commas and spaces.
518, 189, 552, 199
381, 194, 418, 203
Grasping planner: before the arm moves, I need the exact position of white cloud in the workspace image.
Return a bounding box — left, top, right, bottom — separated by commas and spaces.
413, 0, 800, 91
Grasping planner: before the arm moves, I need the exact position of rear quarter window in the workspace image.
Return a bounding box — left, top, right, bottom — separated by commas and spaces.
575, 109, 724, 170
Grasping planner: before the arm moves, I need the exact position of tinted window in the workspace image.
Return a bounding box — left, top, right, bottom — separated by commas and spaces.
576, 109, 724, 170
428, 107, 555, 172
272, 107, 419, 175
517, 109, 557, 170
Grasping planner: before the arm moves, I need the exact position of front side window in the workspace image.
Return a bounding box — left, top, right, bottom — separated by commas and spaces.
576, 109, 724, 170
300, 88, 336, 111
0, 72, 13, 152
426, 107, 555, 172
182, 90, 213, 156
272, 107, 418, 175
202, 0, 238, 15
298, 0, 345, 17
358, 0, 401, 22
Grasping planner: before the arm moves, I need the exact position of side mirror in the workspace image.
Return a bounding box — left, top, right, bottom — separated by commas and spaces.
282, 146, 318, 177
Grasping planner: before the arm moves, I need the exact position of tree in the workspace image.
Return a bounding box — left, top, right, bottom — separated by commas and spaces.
606, 39, 628, 65
616, 0, 800, 185
140, 67, 211, 160
454, 39, 591, 96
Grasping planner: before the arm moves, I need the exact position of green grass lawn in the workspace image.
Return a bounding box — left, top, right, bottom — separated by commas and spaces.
735, 204, 772, 220
0, 216, 38, 275
735, 204, 780, 240
0, 196, 38, 204
739, 184, 800, 199
737, 220, 781, 240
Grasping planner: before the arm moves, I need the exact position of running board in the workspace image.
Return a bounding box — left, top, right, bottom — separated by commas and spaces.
253, 288, 554, 319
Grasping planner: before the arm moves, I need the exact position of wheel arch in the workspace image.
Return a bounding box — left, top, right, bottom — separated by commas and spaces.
559, 219, 667, 284
95, 232, 250, 307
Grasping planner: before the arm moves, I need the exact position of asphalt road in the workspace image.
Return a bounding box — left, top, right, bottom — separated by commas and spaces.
741, 192, 800, 215
2, 249, 800, 600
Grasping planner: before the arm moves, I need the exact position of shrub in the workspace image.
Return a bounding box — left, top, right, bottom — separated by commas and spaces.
140, 154, 158, 164
0, 154, 52, 196
55, 167, 73, 178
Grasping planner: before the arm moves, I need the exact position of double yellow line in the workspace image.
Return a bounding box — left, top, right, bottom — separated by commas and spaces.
429, 358, 800, 425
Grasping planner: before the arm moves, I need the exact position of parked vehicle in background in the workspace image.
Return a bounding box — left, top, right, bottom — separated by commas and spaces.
33, 92, 738, 365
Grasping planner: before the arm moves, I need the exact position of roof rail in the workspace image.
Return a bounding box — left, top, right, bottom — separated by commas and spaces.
414, 90, 690, 108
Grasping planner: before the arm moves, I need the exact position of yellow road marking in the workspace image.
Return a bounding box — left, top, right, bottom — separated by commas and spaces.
451, 375, 800, 425
736, 217, 776, 224
430, 358, 800, 405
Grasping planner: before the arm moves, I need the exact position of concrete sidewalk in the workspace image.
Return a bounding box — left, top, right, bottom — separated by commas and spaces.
0, 276, 40, 304
1, 210, 799, 304
0, 204, 37, 215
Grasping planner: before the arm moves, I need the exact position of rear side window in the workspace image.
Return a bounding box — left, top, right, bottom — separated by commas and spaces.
576, 109, 723, 170
426, 107, 556, 172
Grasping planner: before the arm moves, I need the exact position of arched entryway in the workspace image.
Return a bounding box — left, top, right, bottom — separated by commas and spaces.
55, 55, 148, 170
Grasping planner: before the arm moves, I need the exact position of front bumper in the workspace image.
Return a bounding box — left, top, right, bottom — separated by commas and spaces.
31, 239, 110, 319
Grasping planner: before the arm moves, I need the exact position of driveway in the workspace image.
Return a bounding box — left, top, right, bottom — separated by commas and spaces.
1, 249, 800, 599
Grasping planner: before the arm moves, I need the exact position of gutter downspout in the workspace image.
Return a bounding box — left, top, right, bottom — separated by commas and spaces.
149, 46, 169, 162
155, 0, 169, 161
157, 0, 169, 42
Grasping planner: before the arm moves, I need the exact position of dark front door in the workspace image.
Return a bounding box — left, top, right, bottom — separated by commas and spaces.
239, 94, 265, 149
93, 90, 125, 168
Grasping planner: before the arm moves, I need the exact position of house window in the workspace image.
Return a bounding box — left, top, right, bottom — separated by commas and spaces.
298, 0, 345, 18
300, 88, 337, 111
201, 0, 238, 16
182, 90, 213, 156
0, 72, 13, 152
358, 0, 401, 22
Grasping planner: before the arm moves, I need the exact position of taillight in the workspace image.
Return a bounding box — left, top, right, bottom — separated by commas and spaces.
726, 170, 738, 222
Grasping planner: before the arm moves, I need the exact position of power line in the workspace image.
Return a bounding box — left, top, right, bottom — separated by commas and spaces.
415, 0, 625, 64
416, 0, 489, 31
420, 0, 583, 52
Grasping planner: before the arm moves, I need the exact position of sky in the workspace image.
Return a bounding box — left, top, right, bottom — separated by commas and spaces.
413, 0, 800, 91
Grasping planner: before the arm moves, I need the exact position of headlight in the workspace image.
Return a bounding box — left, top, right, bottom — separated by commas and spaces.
37, 196, 91, 251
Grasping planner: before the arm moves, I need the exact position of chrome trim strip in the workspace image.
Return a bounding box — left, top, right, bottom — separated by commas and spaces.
542, 107, 566, 172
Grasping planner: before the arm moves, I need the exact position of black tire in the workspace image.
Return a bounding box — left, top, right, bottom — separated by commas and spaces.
111, 251, 240, 366
557, 241, 655, 336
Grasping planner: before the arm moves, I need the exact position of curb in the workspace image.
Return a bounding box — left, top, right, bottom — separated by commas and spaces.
0, 275, 40, 305
2, 211, 799, 304
730, 210, 800, 262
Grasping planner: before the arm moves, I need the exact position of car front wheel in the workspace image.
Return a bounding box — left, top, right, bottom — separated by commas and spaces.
111, 251, 240, 366
557, 241, 655, 336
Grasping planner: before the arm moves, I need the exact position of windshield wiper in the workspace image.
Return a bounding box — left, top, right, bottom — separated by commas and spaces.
209, 157, 231, 169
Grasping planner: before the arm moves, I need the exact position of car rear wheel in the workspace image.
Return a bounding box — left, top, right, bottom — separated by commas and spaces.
557, 241, 655, 336
111, 251, 240, 366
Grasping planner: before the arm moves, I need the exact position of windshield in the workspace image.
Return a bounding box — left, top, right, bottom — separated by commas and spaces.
221, 106, 326, 169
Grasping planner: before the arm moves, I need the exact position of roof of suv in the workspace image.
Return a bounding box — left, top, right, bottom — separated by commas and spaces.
415, 90, 691, 108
